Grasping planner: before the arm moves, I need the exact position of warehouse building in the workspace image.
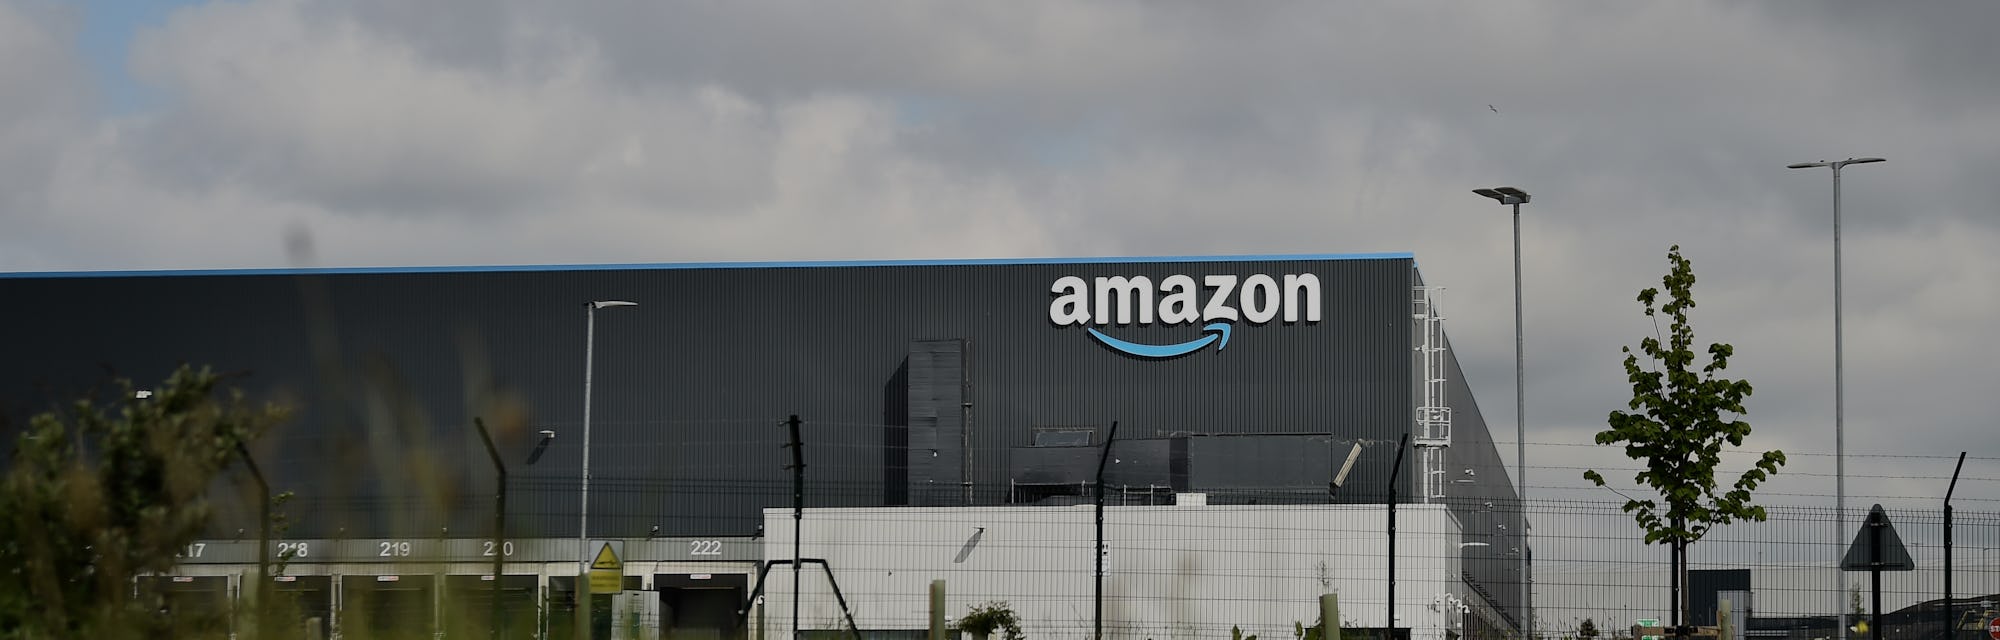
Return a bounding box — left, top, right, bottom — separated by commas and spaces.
0, 253, 1525, 640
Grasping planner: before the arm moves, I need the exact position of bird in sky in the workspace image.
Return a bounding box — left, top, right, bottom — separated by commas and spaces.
1489, 104, 1498, 113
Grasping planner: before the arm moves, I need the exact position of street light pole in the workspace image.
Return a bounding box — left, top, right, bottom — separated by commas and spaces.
1474, 186, 1532, 640
578, 299, 636, 640
1787, 157, 1883, 640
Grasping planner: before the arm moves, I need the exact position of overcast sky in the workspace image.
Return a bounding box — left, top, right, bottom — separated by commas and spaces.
4, 0, 1998, 619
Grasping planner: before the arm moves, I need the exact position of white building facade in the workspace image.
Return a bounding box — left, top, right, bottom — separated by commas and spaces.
757, 504, 1496, 640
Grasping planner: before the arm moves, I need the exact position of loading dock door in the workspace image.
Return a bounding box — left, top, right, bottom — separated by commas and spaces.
136, 575, 232, 639
546, 575, 635, 640
340, 574, 435, 640
269, 575, 333, 640
547, 576, 577, 640
444, 574, 539, 640
656, 573, 749, 640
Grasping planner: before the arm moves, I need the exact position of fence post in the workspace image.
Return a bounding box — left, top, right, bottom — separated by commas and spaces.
931, 579, 947, 640
1322, 593, 1342, 640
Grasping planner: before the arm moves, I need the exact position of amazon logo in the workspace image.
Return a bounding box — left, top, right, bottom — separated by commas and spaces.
1048, 272, 1322, 358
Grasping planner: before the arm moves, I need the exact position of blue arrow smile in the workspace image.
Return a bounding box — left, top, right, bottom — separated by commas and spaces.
1086, 322, 1233, 358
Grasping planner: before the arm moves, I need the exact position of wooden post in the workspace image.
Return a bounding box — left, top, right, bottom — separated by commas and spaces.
931, 580, 947, 640
1322, 593, 1342, 640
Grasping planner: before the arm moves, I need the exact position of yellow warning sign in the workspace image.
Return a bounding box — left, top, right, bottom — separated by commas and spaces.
587, 541, 623, 593
589, 569, 621, 594
591, 543, 622, 570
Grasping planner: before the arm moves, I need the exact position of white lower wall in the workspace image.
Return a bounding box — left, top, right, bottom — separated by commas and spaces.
759, 504, 1465, 640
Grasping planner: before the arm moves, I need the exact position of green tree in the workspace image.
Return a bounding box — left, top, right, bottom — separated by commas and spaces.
1583, 246, 1785, 629
0, 365, 289, 639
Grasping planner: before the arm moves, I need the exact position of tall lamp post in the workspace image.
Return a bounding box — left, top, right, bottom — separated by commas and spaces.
1473, 186, 1531, 640
578, 299, 637, 639
1787, 157, 1883, 640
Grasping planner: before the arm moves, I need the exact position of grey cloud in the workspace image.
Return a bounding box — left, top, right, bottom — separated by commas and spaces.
0, 1, 88, 261
123, 2, 787, 218
1769, 1, 2000, 114
172, 1, 1992, 238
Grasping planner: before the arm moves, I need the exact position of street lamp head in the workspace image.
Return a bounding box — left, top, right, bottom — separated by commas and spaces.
1791, 158, 1883, 170
525, 430, 556, 465
1474, 186, 1530, 205
590, 300, 638, 309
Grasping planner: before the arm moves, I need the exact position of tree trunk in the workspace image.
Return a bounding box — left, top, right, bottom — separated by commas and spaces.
1669, 538, 1681, 638
1679, 540, 1690, 637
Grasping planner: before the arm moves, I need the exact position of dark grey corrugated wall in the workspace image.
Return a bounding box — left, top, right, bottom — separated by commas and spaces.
0, 255, 1439, 539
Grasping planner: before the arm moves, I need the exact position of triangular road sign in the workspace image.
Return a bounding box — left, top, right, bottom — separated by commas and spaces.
1841, 504, 1914, 571
591, 542, 622, 570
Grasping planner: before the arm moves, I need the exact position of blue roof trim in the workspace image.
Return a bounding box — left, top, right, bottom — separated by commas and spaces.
0, 252, 1415, 279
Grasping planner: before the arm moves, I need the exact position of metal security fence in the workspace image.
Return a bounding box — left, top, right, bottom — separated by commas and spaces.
177, 418, 2000, 640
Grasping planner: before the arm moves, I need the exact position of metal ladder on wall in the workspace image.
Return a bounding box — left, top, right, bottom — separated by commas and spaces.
1413, 286, 1453, 502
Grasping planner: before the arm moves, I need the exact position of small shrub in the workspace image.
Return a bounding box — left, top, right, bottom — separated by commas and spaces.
960, 601, 1023, 640
1295, 619, 1326, 640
